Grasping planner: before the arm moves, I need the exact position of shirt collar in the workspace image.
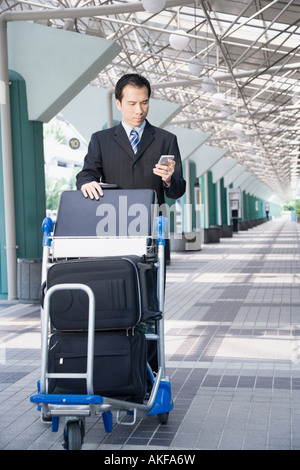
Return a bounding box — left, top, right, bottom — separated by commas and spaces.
122, 120, 146, 139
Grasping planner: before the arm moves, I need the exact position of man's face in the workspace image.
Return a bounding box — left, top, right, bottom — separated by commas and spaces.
115, 84, 150, 128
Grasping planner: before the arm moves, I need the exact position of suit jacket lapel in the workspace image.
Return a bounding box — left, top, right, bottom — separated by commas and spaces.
113, 120, 156, 162
113, 124, 135, 160
135, 120, 155, 161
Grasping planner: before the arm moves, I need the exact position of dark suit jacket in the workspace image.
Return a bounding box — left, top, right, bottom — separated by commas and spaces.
76, 120, 186, 206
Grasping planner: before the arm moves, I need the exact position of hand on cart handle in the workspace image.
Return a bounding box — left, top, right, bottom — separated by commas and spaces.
81, 181, 104, 200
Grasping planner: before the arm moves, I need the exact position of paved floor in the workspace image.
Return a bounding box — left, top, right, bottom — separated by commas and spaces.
1, 214, 300, 450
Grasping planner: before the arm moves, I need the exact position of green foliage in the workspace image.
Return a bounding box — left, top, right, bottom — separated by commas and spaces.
281, 200, 295, 212
45, 177, 70, 211
295, 199, 300, 218
44, 119, 66, 145
44, 118, 78, 211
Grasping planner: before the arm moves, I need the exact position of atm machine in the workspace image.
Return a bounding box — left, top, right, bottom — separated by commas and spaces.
231, 199, 239, 232
228, 189, 241, 233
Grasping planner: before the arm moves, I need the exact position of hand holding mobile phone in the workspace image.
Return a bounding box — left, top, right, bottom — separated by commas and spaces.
153, 155, 175, 186
158, 155, 175, 165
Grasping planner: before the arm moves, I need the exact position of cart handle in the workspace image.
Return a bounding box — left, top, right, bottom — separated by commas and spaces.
42, 217, 54, 247
156, 215, 167, 246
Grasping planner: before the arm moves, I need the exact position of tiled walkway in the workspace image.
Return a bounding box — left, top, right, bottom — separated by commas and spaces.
1, 214, 300, 450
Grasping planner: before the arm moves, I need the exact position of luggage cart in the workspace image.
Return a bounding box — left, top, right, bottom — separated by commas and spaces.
30, 189, 173, 450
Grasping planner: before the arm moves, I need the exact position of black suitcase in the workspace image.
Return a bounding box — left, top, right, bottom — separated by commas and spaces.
47, 256, 160, 331
47, 330, 147, 403
54, 189, 157, 238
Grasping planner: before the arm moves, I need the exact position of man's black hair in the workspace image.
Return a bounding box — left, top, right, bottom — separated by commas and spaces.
115, 74, 151, 102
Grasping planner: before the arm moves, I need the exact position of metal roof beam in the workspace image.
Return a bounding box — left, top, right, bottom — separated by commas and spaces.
0, 0, 193, 22
149, 61, 300, 91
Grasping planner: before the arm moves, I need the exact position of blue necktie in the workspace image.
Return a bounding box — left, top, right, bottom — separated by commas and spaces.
130, 129, 140, 154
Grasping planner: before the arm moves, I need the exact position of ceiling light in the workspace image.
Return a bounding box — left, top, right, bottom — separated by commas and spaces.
142, 0, 165, 13
244, 141, 253, 148
233, 122, 244, 133
169, 30, 190, 50
201, 76, 216, 93
188, 57, 204, 76
220, 105, 231, 116
238, 132, 248, 142
226, 115, 237, 126
212, 93, 226, 106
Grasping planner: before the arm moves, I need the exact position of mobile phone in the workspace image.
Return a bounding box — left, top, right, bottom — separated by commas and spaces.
158, 155, 175, 165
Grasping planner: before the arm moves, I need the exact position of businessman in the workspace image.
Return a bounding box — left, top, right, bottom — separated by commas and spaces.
76, 74, 186, 373
76, 73, 186, 206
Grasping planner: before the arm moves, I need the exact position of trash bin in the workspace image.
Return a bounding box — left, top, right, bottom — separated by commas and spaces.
17, 258, 42, 303
204, 226, 220, 243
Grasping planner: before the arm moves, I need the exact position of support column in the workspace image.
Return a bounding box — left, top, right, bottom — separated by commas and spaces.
0, 20, 17, 300
204, 172, 209, 229
217, 180, 222, 226
184, 158, 192, 232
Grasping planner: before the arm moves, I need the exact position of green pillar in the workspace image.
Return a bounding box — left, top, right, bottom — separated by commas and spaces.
0, 71, 46, 298
200, 173, 206, 228
207, 170, 217, 226
250, 195, 256, 219
243, 191, 247, 220
220, 177, 228, 225
0, 120, 6, 298
180, 160, 198, 231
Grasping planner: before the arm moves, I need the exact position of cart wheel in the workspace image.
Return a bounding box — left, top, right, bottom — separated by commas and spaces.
63, 420, 84, 450
158, 412, 169, 425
